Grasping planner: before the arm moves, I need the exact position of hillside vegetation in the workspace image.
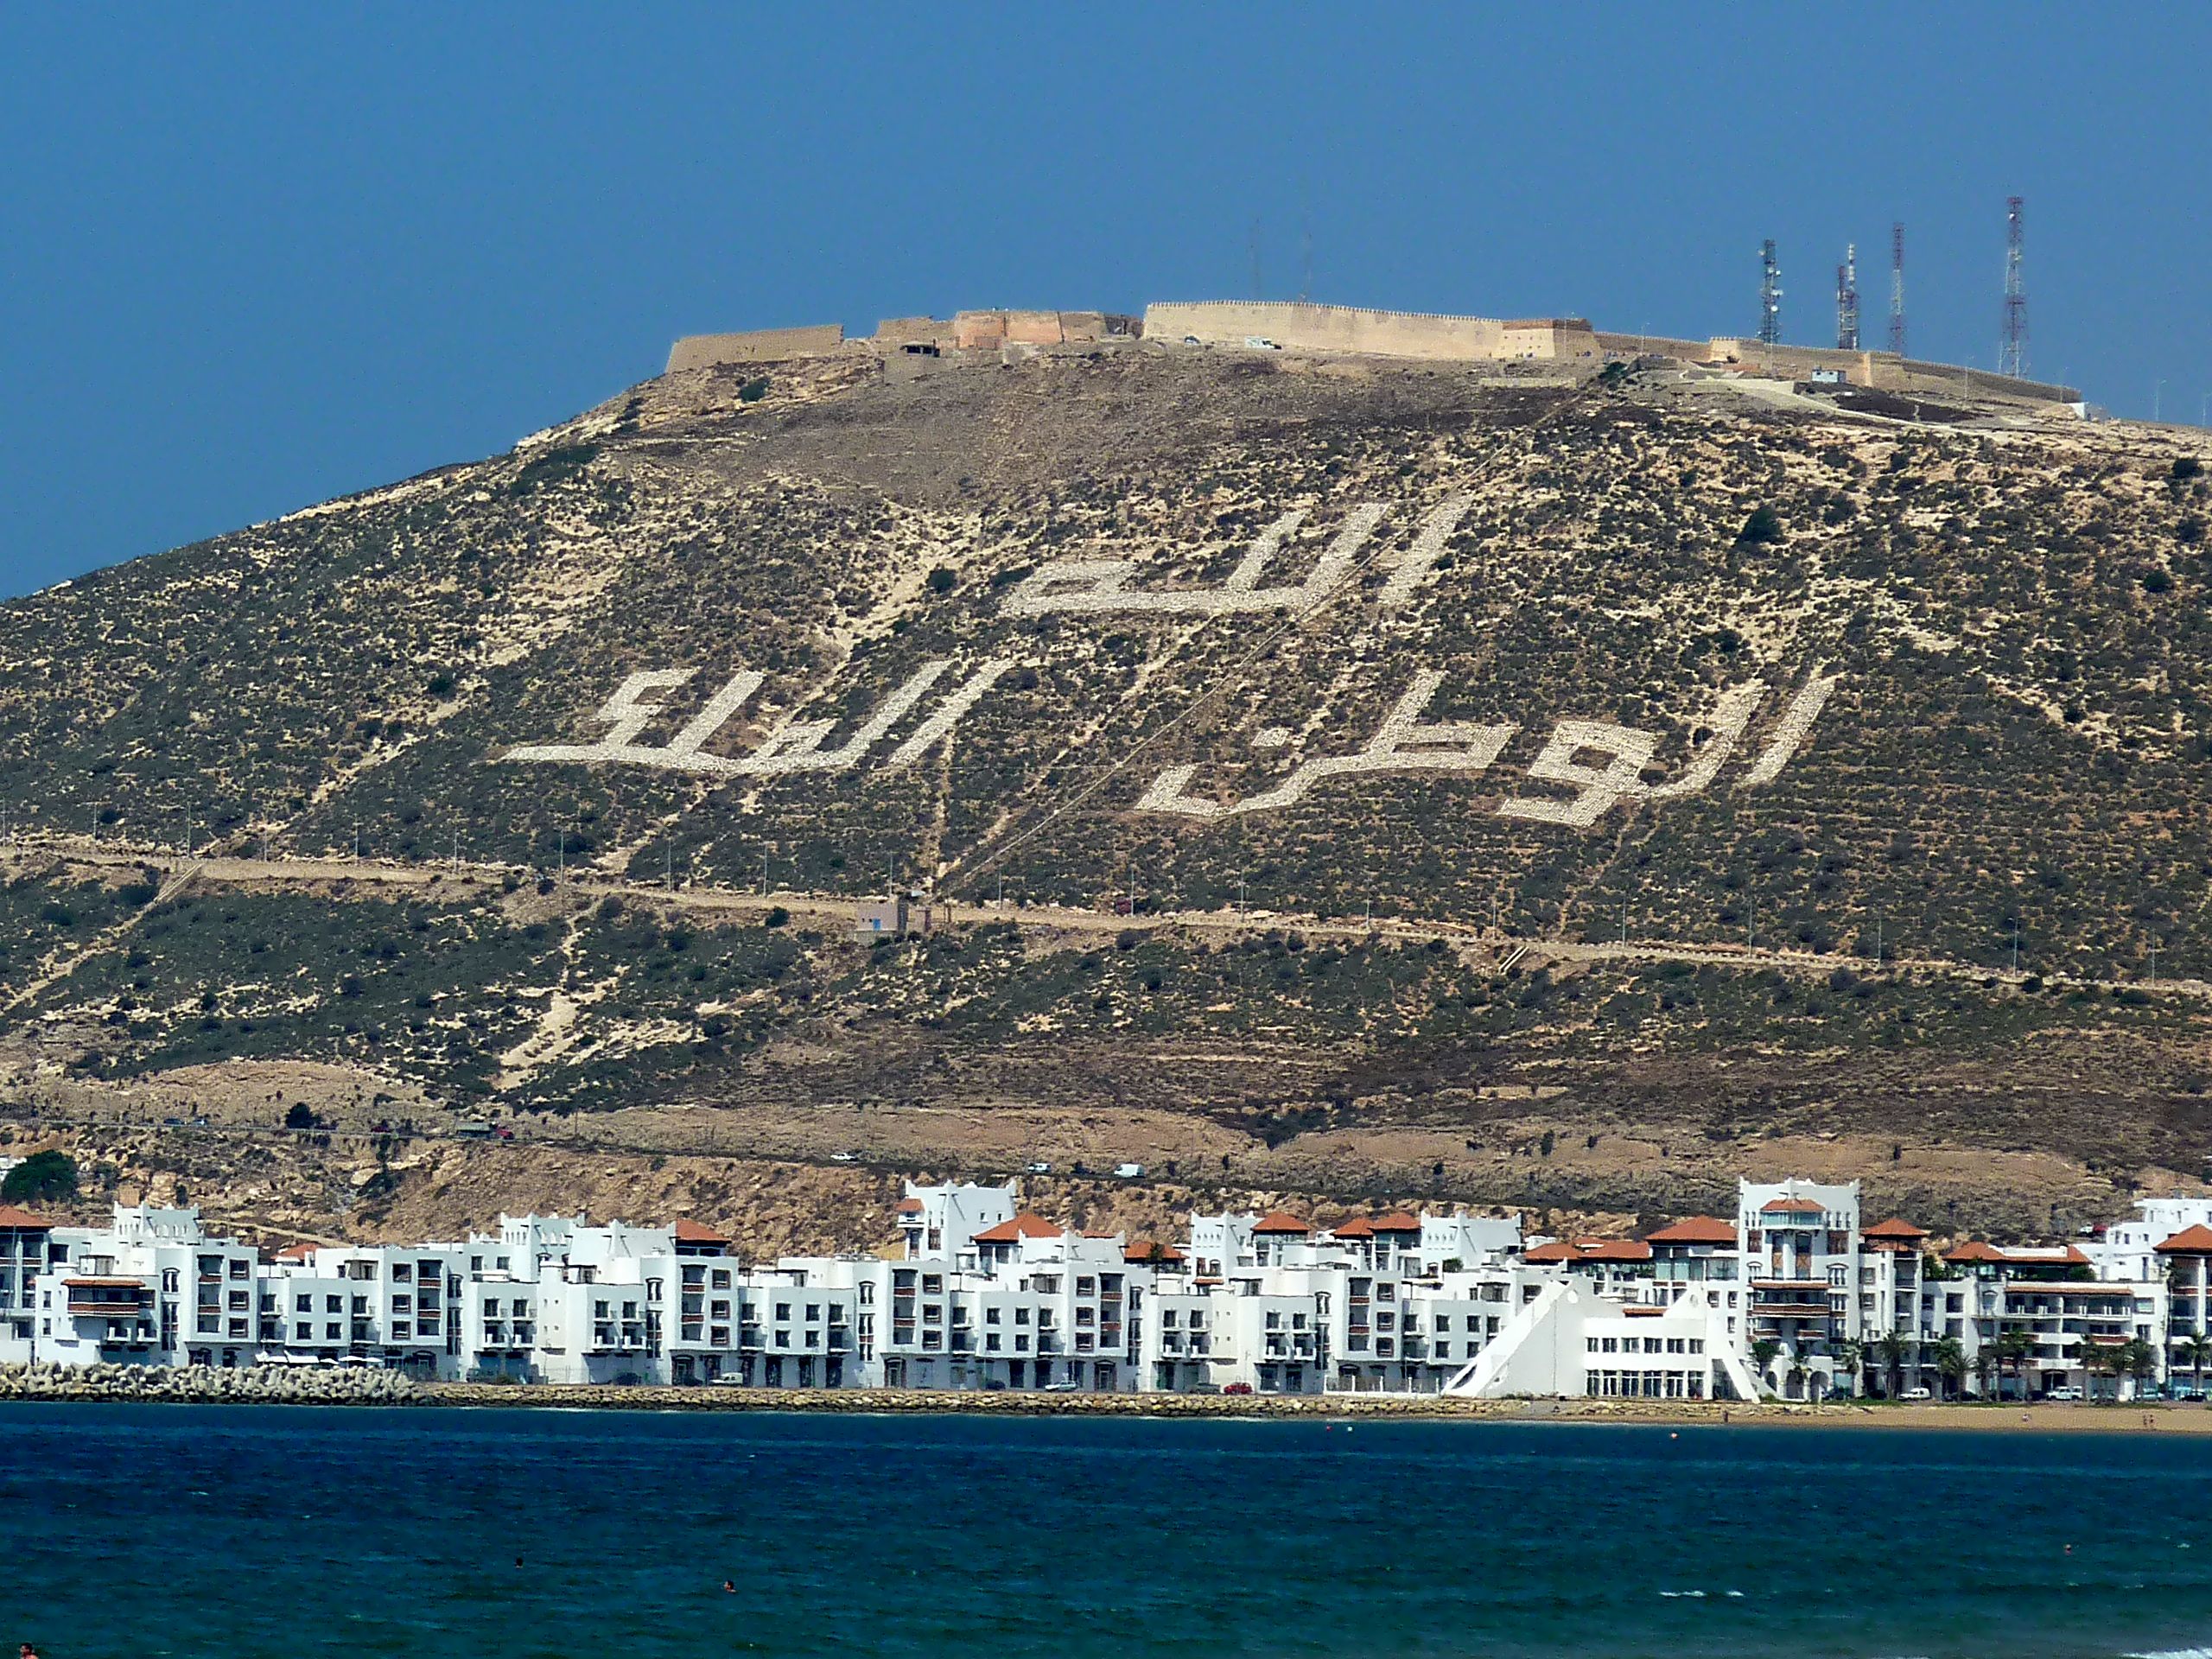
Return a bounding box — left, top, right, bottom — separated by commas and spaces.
1, 343, 2208, 1232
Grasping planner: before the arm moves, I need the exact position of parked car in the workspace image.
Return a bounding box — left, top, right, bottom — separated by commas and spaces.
1223, 1382, 1255, 1395
1900, 1386, 1932, 1401
1113, 1162, 1145, 1179
829, 1151, 857, 1164
2044, 1385, 2084, 1402
1025, 1160, 1053, 1175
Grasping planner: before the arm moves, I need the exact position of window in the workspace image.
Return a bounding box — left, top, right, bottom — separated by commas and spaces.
775, 1302, 791, 1321
162, 1268, 180, 1294
646, 1279, 663, 1304
712, 1269, 731, 1291
986, 1307, 1002, 1325
295, 1294, 312, 1313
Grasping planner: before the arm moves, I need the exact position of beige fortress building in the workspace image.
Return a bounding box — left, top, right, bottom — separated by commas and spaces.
665, 298, 2081, 408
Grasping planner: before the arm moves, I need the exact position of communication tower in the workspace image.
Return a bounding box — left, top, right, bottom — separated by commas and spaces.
1758, 240, 1782, 346
2000, 196, 2029, 378
1835, 243, 1859, 351
1888, 223, 1906, 357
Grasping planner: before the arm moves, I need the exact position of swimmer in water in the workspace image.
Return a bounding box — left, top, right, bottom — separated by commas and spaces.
722, 1580, 736, 1593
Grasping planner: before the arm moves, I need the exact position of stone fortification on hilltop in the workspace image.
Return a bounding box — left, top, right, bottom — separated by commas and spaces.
666, 297, 2082, 408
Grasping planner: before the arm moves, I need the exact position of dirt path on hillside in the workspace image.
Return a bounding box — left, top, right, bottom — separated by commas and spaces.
10, 836, 2205, 1002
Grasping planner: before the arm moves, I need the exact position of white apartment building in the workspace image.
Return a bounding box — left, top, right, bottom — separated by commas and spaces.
0, 1204, 56, 1363
33, 1205, 261, 1369
17, 1181, 2212, 1406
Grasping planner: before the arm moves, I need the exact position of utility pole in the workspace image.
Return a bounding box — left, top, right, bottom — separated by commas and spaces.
665, 847, 673, 891
2151, 937, 2161, 985
353, 823, 360, 864
451, 828, 461, 874
2012, 918, 2021, 974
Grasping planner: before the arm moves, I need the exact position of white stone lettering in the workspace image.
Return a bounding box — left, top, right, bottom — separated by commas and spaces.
1003, 497, 1468, 620
1738, 669, 1838, 787
1136, 670, 1518, 821
502, 659, 1013, 779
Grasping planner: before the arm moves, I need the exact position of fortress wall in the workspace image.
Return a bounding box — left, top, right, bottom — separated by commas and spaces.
1500, 320, 1601, 361
1885, 358, 2080, 404
666, 324, 846, 373
873, 315, 951, 347
1592, 331, 1719, 362
1144, 301, 1507, 360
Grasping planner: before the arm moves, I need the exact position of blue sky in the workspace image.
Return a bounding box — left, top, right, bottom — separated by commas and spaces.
3, 3, 2207, 598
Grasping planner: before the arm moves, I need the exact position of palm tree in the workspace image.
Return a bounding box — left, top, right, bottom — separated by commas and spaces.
1931, 1336, 1967, 1402
1995, 1328, 2037, 1401
2120, 1337, 2158, 1401
2075, 1337, 2113, 1401
1877, 1332, 1907, 1400
1750, 1338, 1782, 1396
1832, 1338, 1864, 1400
2176, 1332, 2212, 1399
1973, 1344, 1999, 1402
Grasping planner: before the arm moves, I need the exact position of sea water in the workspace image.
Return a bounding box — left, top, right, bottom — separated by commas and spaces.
3, 1404, 2208, 1659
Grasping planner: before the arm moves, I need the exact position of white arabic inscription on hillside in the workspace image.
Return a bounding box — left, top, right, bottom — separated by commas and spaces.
499, 494, 1838, 826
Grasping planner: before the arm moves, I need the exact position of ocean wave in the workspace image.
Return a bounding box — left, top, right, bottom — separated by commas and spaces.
2123, 1649, 2212, 1658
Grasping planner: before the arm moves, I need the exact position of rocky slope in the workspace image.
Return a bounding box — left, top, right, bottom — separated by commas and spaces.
2, 340, 2209, 1235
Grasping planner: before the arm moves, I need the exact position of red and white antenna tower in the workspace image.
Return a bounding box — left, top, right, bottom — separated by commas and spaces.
2000, 196, 2028, 378
1888, 223, 1906, 357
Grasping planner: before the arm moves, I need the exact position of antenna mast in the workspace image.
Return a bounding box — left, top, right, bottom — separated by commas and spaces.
1888, 222, 1906, 357
1758, 239, 1782, 346
2000, 195, 2028, 378
1835, 243, 1859, 350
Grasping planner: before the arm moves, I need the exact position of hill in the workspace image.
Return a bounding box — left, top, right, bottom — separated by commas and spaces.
1, 337, 2209, 1239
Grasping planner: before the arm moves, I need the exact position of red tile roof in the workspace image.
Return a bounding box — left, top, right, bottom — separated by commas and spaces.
274, 1243, 316, 1261
1370, 1212, 1422, 1233
1524, 1237, 1651, 1264
672, 1219, 729, 1244
1124, 1239, 1186, 1263
0, 1205, 53, 1230
1944, 1240, 2092, 1267
1580, 1239, 1654, 1263
1251, 1211, 1311, 1235
1329, 1217, 1376, 1238
1863, 1217, 1929, 1239
894, 1198, 924, 1215
2157, 1224, 2212, 1255
1645, 1216, 1735, 1245
1761, 1196, 1824, 1215
972, 1212, 1060, 1244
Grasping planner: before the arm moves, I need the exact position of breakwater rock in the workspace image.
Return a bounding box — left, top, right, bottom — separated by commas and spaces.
0, 1361, 423, 1405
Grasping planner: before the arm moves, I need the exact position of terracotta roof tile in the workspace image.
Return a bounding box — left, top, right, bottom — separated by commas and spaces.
1124, 1239, 1185, 1263
672, 1219, 728, 1244
894, 1198, 924, 1215
1578, 1239, 1653, 1263
1864, 1217, 1929, 1239
972, 1212, 1060, 1244
1251, 1211, 1311, 1235
0, 1205, 54, 1230
1370, 1212, 1422, 1233
2156, 1224, 2212, 1255
1761, 1195, 1825, 1215
1644, 1216, 1735, 1245
1329, 1217, 1376, 1238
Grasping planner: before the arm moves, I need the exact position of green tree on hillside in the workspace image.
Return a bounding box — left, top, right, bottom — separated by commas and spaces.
1, 1150, 77, 1206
